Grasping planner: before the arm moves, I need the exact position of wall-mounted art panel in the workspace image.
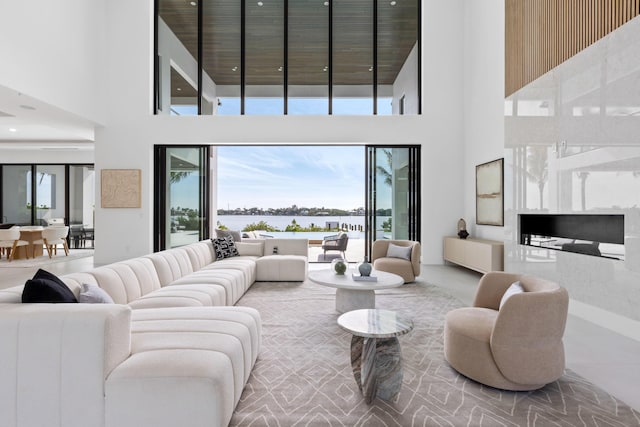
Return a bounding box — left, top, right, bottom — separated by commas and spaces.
101, 169, 141, 208
476, 158, 504, 226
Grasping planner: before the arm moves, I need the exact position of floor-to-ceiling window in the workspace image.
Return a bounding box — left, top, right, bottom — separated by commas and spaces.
155, 0, 420, 115
0, 163, 95, 248
365, 146, 421, 257
154, 146, 211, 251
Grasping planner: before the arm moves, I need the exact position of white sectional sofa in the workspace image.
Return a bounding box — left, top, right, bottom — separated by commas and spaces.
0, 238, 308, 427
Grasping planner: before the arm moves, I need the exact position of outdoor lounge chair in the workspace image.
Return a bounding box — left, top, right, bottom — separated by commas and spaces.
322, 232, 349, 259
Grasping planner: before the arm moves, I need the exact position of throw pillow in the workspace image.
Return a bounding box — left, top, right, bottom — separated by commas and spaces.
22, 269, 78, 303
212, 236, 239, 260
216, 229, 242, 242
386, 243, 412, 260
78, 283, 114, 304
499, 281, 525, 310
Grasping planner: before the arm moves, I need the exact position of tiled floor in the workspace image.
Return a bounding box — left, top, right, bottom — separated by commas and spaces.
2, 258, 639, 411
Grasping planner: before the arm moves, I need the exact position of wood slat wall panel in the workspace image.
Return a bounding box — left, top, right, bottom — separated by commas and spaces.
505, 0, 640, 97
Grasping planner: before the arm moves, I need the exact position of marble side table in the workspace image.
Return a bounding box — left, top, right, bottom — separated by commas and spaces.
337, 309, 413, 403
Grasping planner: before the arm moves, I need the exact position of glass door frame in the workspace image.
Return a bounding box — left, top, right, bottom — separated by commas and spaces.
154, 145, 211, 251
364, 145, 421, 259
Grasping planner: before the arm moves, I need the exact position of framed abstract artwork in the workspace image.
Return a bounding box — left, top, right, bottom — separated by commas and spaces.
101, 169, 142, 208
476, 158, 504, 226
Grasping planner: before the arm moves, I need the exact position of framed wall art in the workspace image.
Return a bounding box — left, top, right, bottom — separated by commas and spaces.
476, 158, 504, 226
101, 169, 142, 208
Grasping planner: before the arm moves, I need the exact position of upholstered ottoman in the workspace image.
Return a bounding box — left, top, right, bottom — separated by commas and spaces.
256, 255, 308, 281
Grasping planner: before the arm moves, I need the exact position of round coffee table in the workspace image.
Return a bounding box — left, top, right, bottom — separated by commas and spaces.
338, 309, 413, 403
308, 269, 404, 313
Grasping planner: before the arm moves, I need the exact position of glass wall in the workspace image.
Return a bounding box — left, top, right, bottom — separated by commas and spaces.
154, 146, 210, 250
288, 0, 329, 114
33, 165, 66, 225
155, 0, 420, 115
1, 165, 31, 225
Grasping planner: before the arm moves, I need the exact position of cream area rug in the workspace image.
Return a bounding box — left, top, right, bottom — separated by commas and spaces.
231, 280, 640, 427
0, 249, 94, 268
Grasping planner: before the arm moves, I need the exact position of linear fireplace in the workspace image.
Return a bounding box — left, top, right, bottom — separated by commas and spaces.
519, 214, 625, 260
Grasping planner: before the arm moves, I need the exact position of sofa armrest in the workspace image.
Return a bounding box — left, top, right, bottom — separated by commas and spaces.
0, 304, 131, 427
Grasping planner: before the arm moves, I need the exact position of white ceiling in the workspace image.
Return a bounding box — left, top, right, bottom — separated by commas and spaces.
0, 84, 97, 145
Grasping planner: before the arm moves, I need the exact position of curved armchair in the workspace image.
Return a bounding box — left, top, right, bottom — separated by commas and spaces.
444, 271, 569, 391
371, 240, 421, 283
0, 227, 29, 261
322, 232, 349, 259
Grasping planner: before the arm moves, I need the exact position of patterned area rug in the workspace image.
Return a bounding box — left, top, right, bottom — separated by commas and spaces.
231, 280, 640, 427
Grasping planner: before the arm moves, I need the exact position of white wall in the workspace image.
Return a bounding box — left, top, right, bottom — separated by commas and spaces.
0, 0, 106, 125
94, 0, 465, 265
462, 0, 505, 241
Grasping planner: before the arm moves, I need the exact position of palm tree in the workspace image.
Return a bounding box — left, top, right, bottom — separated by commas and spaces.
525, 146, 548, 210
376, 149, 393, 187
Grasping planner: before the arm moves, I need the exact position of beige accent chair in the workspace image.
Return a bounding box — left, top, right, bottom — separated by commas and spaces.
444, 271, 569, 391
35, 226, 70, 258
0, 227, 30, 261
371, 239, 421, 283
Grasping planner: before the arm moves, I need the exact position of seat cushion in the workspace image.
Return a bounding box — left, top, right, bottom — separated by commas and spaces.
256, 255, 307, 281
444, 307, 543, 391
128, 284, 226, 309
373, 257, 415, 283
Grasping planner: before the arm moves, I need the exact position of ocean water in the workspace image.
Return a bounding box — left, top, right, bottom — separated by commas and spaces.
217, 215, 369, 231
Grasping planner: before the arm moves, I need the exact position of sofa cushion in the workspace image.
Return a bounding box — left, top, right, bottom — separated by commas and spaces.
22, 269, 78, 303
216, 228, 242, 242
79, 283, 115, 304
386, 243, 412, 260
212, 236, 239, 260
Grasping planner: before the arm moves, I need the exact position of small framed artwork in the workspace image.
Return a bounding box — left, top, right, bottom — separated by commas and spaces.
101, 169, 142, 208
476, 158, 504, 226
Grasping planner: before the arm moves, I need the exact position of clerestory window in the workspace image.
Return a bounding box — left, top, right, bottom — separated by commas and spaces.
154, 0, 420, 116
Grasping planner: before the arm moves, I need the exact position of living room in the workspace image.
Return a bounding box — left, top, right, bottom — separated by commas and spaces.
1, 0, 640, 426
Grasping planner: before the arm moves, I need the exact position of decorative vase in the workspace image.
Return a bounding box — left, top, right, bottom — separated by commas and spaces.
331, 258, 348, 275
457, 218, 469, 239
358, 257, 372, 276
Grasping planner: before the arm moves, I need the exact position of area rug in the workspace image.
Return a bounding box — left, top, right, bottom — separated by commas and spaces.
0, 249, 94, 268
230, 280, 640, 427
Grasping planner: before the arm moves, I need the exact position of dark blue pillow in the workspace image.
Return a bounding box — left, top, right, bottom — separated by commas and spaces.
22, 269, 78, 303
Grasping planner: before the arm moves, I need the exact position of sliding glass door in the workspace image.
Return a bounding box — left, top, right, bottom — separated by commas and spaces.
154, 146, 211, 251
365, 146, 420, 258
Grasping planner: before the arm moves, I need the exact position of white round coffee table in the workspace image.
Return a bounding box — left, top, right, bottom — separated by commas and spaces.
308, 269, 404, 313
338, 309, 413, 403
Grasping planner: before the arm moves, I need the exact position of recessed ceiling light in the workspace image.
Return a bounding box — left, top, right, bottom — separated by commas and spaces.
19, 104, 36, 110
257, 1, 263, 5
278, 66, 283, 72
190, 1, 197, 6
368, 66, 374, 72
177, 87, 182, 91
9, 128, 17, 132
232, 66, 238, 71
323, 1, 329, 5
323, 66, 328, 72
390, 0, 396, 5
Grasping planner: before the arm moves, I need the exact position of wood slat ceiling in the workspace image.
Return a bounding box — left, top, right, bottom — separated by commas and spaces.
160, 0, 418, 94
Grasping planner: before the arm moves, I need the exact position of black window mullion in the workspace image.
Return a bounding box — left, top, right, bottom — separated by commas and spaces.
284, 0, 288, 115
417, 0, 422, 115
31, 165, 37, 225
241, 0, 246, 115
328, 0, 333, 115
197, 0, 203, 115
373, 0, 378, 115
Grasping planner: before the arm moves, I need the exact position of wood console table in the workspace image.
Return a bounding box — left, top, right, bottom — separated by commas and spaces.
443, 237, 504, 273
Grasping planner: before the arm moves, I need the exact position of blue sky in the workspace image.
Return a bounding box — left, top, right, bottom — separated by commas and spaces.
217, 145, 366, 210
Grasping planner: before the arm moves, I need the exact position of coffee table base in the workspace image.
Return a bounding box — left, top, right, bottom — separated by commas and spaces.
335, 288, 375, 313
350, 335, 403, 403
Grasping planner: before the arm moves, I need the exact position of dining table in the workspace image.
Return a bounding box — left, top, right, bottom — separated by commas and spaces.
14, 226, 44, 259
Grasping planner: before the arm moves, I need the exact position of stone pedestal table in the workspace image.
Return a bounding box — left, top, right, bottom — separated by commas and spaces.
337, 309, 413, 403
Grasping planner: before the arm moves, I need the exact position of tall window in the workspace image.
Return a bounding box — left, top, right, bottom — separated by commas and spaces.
154, 146, 211, 251
155, 0, 420, 115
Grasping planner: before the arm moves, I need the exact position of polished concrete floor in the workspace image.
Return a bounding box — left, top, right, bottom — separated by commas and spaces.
2, 257, 639, 411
